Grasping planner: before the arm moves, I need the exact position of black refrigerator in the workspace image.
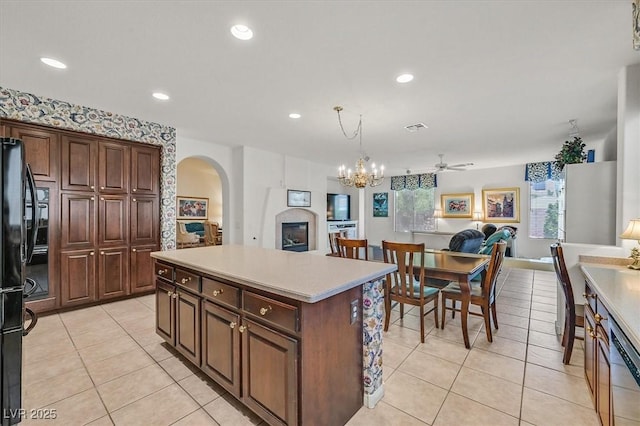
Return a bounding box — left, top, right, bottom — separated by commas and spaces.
1, 138, 38, 425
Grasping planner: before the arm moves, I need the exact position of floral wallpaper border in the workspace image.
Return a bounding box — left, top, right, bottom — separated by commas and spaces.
0, 87, 177, 249
362, 277, 385, 401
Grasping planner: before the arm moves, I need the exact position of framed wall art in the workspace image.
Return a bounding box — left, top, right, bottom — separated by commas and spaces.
482, 187, 520, 222
373, 192, 388, 217
177, 196, 208, 219
441, 193, 474, 218
287, 189, 311, 207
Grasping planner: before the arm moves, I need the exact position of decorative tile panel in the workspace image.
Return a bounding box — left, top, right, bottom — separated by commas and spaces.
0, 87, 177, 249
362, 277, 385, 399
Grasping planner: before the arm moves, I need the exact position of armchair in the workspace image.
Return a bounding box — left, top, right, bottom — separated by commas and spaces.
176, 222, 200, 248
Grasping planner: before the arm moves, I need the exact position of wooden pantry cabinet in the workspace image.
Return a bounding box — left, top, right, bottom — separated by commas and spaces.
153, 260, 363, 426
1, 119, 161, 312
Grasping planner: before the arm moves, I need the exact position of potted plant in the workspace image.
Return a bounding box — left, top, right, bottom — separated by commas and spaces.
555, 136, 586, 170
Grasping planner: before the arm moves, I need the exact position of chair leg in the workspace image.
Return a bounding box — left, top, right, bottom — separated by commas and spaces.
491, 302, 499, 329
419, 305, 425, 344
384, 294, 391, 332
563, 323, 576, 365
451, 300, 456, 319
483, 304, 493, 342
400, 303, 404, 319
433, 296, 439, 330
441, 296, 447, 329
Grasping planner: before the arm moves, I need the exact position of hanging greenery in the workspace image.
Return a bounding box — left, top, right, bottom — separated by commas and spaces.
554, 136, 586, 170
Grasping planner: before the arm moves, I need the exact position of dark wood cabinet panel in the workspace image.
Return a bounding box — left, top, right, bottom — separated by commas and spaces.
130, 245, 158, 294
9, 124, 60, 182
130, 195, 159, 245
98, 195, 128, 246
60, 192, 96, 249
242, 318, 298, 426
597, 332, 611, 426
60, 249, 96, 306
131, 145, 159, 195
98, 247, 130, 299
176, 289, 201, 366
156, 280, 175, 345
585, 306, 596, 398
61, 135, 97, 191
202, 301, 241, 396
99, 142, 130, 193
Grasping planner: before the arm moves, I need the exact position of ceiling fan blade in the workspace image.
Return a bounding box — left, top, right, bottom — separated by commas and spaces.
448, 162, 474, 168
446, 166, 466, 171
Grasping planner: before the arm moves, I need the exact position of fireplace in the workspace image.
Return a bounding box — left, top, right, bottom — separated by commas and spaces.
282, 222, 309, 252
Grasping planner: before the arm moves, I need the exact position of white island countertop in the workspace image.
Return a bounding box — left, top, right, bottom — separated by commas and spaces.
151, 245, 396, 303
580, 263, 640, 351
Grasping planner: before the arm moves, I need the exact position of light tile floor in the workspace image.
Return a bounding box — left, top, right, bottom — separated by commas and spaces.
21, 268, 599, 425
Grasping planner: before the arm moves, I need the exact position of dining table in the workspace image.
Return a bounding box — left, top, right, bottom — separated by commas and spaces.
412, 250, 490, 348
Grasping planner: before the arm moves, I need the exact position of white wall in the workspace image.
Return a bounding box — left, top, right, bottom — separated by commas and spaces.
177, 158, 223, 225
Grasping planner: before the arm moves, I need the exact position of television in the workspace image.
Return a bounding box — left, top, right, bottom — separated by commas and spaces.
327, 193, 350, 221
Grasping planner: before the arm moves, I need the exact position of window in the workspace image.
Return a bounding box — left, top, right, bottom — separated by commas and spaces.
528, 178, 565, 239
394, 188, 436, 232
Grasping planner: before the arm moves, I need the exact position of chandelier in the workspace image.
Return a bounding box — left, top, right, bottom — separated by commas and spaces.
334, 106, 384, 188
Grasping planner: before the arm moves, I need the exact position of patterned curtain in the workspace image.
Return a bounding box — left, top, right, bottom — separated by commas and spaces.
390, 173, 437, 190
525, 161, 564, 182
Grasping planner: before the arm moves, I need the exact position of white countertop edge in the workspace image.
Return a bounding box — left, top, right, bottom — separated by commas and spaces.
151, 252, 395, 303
580, 264, 640, 351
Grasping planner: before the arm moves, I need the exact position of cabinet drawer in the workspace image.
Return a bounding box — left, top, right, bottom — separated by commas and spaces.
154, 261, 174, 281
584, 282, 597, 313
175, 268, 200, 292
202, 278, 240, 308
243, 292, 298, 333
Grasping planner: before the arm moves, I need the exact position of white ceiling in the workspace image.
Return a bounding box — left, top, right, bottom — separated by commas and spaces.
1, 1, 638, 175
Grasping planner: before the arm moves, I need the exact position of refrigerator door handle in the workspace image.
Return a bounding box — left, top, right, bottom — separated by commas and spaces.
25, 163, 39, 263
23, 307, 38, 336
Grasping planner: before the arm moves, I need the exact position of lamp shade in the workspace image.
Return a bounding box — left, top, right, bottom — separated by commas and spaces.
433, 209, 442, 219
473, 211, 483, 221
620, 219, 640, 241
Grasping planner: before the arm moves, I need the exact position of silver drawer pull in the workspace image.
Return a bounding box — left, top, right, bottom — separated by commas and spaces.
594, 313, 607, 323
181, 277, 191, 284
167, 291, 173, 297
259, 306, 272, 316
212, 289, 224, 297
239, 325, 247, 333
229, 322, 236, 329
158, 269, 166, 275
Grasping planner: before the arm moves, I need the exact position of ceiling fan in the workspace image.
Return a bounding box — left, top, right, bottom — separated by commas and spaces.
431, 154, 473, 173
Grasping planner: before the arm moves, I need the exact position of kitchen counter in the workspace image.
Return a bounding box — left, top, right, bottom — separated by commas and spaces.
151, 244, 396, 303
580, 263, 640, 350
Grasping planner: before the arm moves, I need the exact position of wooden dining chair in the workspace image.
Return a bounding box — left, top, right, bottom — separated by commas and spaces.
382, 241, 439, 343
550, 243, 585, 364
440, 241, 506, 344
336, 237, 369, 260
203, 221, 219, 246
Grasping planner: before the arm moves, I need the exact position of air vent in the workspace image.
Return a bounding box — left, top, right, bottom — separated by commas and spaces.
404, 123, 428, 132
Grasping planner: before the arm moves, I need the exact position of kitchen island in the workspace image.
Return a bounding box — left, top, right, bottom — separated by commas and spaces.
151, 245, 396, 426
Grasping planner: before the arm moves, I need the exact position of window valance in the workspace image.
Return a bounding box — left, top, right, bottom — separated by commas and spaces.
524, 161, 563, 182
390, 173, 437, 190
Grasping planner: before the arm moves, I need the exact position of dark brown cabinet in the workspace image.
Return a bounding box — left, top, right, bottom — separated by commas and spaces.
584, 282, 612, 426
156, 279, 176, 345
202, 300, 241, 395
60, 249, 96, 306
98, 195, 129, 247
131, 145, 159, 195
61, 135, 97, 192
130, 245, 158, 294
9, 124, 59, 182
98, 142, 129, 193
98, 247, 130, 299
61, 192, 96, 249
130, 195, 159, 245
176, 289, 201, 366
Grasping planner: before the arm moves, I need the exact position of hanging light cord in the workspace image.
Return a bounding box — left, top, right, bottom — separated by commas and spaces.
334, 106, 365, 156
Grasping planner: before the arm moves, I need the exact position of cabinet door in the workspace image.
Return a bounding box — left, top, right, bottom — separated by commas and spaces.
131, 145, 159, 195
10, 124, 60, 182
156, 280, 175, 346
242, 318, 298, 426
585, 306, 596, 399
597, 331, 611, 426
60, 192, 96, 249
98, 142, 129, 193
201, 301, 241, 396
130, 196, 159, 245
130, 245, 157, 294
176, 289, 201, 366
98, 247, 130, 300
61, 135, 97, 191
98, 195, 129, 247
60, 249, 96, 307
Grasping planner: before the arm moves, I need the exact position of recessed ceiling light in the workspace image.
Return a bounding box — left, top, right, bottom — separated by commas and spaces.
231, 24, 253, 40
152, 92, 170, 101
40, 57, 67, 69
396, 73, 414, 83
289, 113, 301, 119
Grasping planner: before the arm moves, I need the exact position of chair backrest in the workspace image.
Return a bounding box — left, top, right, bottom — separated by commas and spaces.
482, 241, 507, 300
550, 243, 575, 314
203, 221, 218, 245
448, 229, 485, 253
328, 230, 348, 255
382, 241, 426, 301
336, 237, 368, 260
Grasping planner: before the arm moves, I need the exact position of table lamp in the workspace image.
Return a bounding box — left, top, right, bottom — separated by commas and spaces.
473, 211, 483, 230
620, 218, 640, 270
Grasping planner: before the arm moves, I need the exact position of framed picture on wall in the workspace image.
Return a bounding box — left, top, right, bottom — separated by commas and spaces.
482, 187, 520, 222
177, 196, 209, 219
287, 190, 311, 207
441, 193, 474, 218
373, 192, 388, 217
